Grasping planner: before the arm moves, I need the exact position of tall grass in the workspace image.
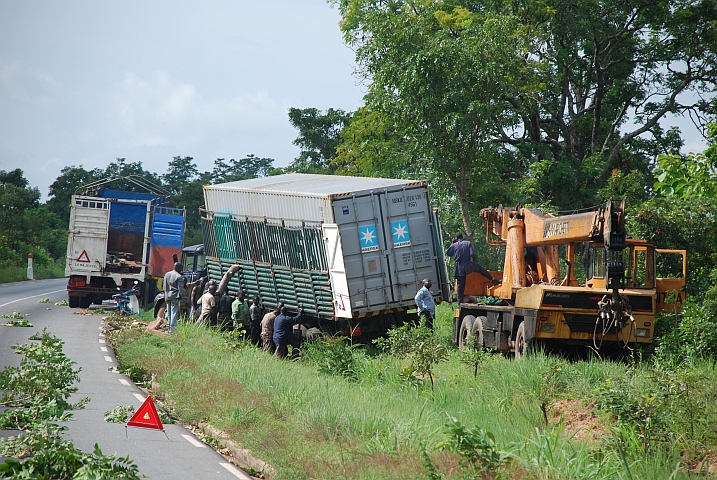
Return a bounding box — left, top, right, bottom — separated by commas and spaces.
116, 305, 717, 480
0, 259, 65, 283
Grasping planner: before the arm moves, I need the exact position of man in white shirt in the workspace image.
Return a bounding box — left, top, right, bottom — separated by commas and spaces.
414, 278, 436, 329
163, 262, 186, 333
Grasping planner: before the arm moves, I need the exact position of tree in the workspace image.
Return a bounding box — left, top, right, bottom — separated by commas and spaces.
336, 3, 526, 236
287, 107, 352, 174
162, 156, 199, 196
335, 0, 717, 229
46, 165, 102, 224
211, 155, 276, 183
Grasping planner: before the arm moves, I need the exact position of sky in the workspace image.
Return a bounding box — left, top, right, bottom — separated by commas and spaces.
0, 1, 708, 202
0, 1, 365, 200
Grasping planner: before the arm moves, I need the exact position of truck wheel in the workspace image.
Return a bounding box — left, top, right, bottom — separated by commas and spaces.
515, 321, 529, 360
79, 296, 92, 309
305, 327, 323, 343
68, 295, 79, 308
472, 316, 486, 348
458, 315, 475, 349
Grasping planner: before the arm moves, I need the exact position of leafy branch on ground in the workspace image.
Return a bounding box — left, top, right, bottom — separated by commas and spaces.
1, 311, 25, 319
0, 329, 142, 478
1, 319, 33, 327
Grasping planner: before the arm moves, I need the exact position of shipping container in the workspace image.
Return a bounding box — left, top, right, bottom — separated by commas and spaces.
65, 177, 185, 309
202, 173, 450, 338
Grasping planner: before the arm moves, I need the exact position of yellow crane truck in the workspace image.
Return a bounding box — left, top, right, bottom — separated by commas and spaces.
453, 200, 686, 357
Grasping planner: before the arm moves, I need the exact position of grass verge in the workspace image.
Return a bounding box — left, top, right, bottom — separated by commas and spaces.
114, 304, 717, 480
0, 259, 65, 283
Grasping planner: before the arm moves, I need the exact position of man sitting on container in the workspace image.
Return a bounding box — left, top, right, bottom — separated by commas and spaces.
447, 232, 500, 303
163, 262, 187, 333
261, 302, 283, 354
273, 306, 303, 359
199, 282, 218, 325
414, 278, 436, 330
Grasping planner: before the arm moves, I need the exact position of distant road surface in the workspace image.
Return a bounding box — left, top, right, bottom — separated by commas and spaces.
0, 278, 254, 479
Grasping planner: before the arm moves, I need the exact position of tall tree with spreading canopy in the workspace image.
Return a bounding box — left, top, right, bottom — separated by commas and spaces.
335, 0, 717, 232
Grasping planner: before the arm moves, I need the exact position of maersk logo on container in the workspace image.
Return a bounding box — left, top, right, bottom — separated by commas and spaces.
360, 224, 379, 252
392, 221, 411, 248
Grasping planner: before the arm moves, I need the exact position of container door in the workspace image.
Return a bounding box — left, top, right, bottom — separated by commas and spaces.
382, 187, 439, 306
148, 206, 186, 277
322, 224, 353, 318
655, 249, 687, 313
332, 194, 392, 311
65, 195, 110, 276
432, 208, 451, 301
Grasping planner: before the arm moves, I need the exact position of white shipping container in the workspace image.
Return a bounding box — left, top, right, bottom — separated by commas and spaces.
204, 174, 451, 317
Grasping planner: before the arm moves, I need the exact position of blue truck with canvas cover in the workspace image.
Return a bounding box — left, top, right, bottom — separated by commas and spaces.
65, 175, 186, 309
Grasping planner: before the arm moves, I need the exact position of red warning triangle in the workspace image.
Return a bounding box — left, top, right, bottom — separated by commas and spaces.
127, 396, 164, 430
76, 250, 90, 262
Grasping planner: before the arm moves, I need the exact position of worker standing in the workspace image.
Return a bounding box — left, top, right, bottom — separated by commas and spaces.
231, 290, 250, 334
217, 291, 234, 330
199, 282, 218, 324
447, 232, 500, 303
273, 306, 303, 359
249, 295, 263, 345
163, 262, 187, 333
260, 302, 283, 354
414, 278, 436, 329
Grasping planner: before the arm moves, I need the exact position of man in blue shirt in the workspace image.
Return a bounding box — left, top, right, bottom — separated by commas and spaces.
273, 306, 303, 358
414, 278, 436, 329
446, 232, 500, 303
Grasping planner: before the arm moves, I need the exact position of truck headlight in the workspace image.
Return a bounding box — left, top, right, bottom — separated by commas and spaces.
635, 328, 650, 338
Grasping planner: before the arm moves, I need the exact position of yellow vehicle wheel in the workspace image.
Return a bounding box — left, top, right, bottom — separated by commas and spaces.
515, 321, 528, 360
458, 315, 475, 349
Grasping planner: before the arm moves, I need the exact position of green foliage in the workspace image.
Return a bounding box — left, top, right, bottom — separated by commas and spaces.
0, 330, 140, 479
654, 125, 717, 199
38, 298, 50, 303
0, 431, 141, 480
374, 322, 447, 389
301, 335, 365, 382
434, 417, 503, 475
1, 310, 26, 319
1, 319, 34, 327
287, 107, 352, 173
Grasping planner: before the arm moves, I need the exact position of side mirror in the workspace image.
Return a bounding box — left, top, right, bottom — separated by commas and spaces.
173, 253, 179, 263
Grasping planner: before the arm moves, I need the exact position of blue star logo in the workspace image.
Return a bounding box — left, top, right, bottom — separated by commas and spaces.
391, 220, 411, 247
360, 224, 379, 252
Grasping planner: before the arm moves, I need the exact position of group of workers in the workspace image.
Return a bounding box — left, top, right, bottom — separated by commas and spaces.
162, 261, 304, 358
162, 231, 496, 356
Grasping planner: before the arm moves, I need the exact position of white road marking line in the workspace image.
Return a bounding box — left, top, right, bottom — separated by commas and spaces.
104, 355, 113, 362
181, 434, 207, 448
133, 393, 146, 402
118, 379, 131, 386
100, 347, 108, 352
99, 339, 105, 344
0, 289, 66, 308
219, 463, 252, 480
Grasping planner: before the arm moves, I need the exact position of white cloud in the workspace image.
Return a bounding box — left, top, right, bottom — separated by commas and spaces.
0, 60, 56, 101
112, 71, 287, 150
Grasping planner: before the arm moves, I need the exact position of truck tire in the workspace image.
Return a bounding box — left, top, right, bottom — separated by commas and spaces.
472, 316, 486, 349
79, 295, 92, 309
515, 321, 529, 360
458, 315, 475, 349
68, 295, 79, 308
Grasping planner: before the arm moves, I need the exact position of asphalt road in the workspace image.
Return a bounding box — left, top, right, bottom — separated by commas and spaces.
0, 278, 253, 479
